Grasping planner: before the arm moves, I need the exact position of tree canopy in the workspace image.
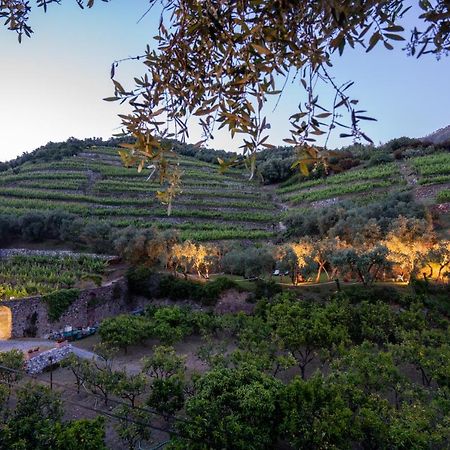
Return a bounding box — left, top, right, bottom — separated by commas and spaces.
2, 0, 449, 207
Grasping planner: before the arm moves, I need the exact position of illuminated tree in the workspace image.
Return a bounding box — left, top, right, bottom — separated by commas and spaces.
277, 245, 299, 284
424, 240, 450, 280
290, 240, 314, 283
169, 241, 216, 279
383, 216, 434, 281
332, 245, 390, 286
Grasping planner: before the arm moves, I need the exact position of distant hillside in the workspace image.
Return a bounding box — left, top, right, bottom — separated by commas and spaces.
422, 125, 450, 145
1, 136, 449, 245
0, 146, 280, 242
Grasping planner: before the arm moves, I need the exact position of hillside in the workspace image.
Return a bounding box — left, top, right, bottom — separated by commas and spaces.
277, 143, 450, 236
422, 125, 450, 145
0, 146, 281, 242
1, 139, 449, 247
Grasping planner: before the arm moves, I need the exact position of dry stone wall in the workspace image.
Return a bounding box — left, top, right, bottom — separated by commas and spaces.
2, 278, 139, 338
26, 345, 74, 375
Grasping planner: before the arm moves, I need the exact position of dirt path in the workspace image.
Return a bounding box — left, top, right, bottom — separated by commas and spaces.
398, 161, 418, 187
262, 184, 289, 232
84, 169, 102, 194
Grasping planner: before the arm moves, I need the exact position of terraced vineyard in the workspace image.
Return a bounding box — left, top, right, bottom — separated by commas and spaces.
0, 147, 280, 241
277, 162, 404, 206
0, 254, 107, 299
413, 152, 450, 185
277, 152, 450, 207
1, 145, 448, 243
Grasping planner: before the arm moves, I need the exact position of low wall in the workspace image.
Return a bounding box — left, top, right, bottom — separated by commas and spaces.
26, 345, 74, 375
2, 278, 139, 338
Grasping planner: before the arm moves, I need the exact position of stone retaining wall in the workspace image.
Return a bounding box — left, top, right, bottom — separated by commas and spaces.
26, 345, 74, 375
0, 248, 114, 260
2, 278, 141, 338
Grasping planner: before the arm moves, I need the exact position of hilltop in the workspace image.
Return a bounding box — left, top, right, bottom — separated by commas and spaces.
422, 124, 450, 145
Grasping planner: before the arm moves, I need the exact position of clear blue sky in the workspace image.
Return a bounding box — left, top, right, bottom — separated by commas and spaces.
0, 1, 449, 162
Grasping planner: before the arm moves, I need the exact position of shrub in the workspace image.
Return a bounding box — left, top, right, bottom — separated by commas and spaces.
202, 277, 239, 305
158, 275, 203, 300
368, 153, 394, 166
0, 215, 14, 245
45, 211, 77, 240
43, 289, 80, 322
410, 279, 450, 316
20, 213, 47, 242
158, 275, 239, 306
340, 285, 401, 305
150, 307, 193, 344
254, 279, 282, 300
80, 222, 112, 254
126, 266, 159, 297
99, 315, 151, 352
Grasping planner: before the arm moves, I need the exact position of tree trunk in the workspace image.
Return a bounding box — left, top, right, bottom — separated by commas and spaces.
315, 265, 322, 283
300, 364, 306, 380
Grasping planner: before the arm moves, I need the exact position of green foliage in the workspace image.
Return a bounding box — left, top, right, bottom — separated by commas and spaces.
149, 307, 193, 345
141, 345, 187, 417
0, 349, 24, 397
0, 382, 107, 450
147, 376, 185, 418
221, 245, 276, 278
99, 315, 151, 352
158, 275, 239, 305
284, 191, 425, 241
113, 371, 147, 407
253, 278, 282, 300
267, 295, 349, 378
340, 284, 401, 305
279, 162, 398, 194
126, 266, 157, 297
1, 383, 63, 450
113, 406, 151, 450
281, 374, 355, 449
288, 180, 393, 204
173, 366, 283, 450
42, 288, 80, 322
352, 301, 400, 345
53, 418, 107, 450
332, 246, 390, 286
0, 255, 106, 299
437, 189, 450, 203
412, 152, 450, 177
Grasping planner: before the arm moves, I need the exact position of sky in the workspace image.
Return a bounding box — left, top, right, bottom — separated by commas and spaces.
0, 1, 449, 162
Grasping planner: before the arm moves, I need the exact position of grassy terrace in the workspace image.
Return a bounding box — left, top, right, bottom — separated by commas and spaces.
437, 189, 450, 203
277, 163, 399, 195
0, 147, 280, 241
284, 180, 395, 204
411, 152, 450, 179
419, 174, 450, 185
